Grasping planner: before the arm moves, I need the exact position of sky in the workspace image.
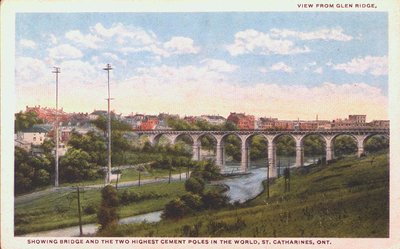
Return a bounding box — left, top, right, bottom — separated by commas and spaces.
15, 12, 388, 121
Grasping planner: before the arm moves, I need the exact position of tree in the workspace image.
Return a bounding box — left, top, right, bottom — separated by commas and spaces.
163, 198, 189, 219
14, 147, 52, 194
98, 185, 119, 230
249, 136, 268, 161
334, 135, 357, 156
276, 135, 296, 156
364, 136, 389, 153
180, 193, 203, 211
14, 111, 44, 133
185, 177, 205, 194
303, 135, 325, 163
202, 191, 229, 209
59, 148, 102, 182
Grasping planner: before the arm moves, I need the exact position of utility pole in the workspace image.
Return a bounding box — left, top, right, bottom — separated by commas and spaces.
52, 67, 60, 187
103, 64, 113, 184
76, 186, 83, 236
266, 159, 270, 199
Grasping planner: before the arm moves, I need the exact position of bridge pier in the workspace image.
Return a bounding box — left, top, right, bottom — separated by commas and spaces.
267, 142, 277, 178
324, 135, 335, 163
216, 140, 225, 167
240, 143, 249, 172
295, 145, 304, 167
355, 135, 368, 157
192, 141, 201, 161
326, 145, 334, 162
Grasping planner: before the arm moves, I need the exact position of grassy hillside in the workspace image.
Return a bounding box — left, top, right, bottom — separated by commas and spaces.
106, 152, 389, 237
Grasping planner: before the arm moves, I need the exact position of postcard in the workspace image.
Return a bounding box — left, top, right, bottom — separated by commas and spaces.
1, 0, 400, 248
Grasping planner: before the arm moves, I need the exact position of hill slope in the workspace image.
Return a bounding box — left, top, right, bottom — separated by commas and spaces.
103, 152, 389, 237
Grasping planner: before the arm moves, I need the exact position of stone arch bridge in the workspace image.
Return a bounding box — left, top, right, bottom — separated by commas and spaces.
135, 128, 389, 177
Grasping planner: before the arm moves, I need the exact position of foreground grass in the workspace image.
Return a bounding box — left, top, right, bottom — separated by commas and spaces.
15, 181, 187, 235
108, 152, 389, 237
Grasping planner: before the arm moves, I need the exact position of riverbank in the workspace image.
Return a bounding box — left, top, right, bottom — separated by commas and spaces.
107, 152, 389, 237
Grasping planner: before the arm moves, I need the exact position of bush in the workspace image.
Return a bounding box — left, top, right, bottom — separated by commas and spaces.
97, 185, 119, 230
202, 191, 229, 209
180, 193, 203, 211
163, 198, 189, 219
119, 190, 163, 205
185, 177, 205, 194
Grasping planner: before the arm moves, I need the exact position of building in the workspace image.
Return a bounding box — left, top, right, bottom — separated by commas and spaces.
199, 115, 226, 125
369, 120, 390, 128
25, 105, 69, 123
332, 115, 368, 129
138, 115, 159, 130
124, 113, 145, 129
348, 115, 366, 124
257, 117, 278, 130
16, 126, 49, 146
89, 110, 108, 120
227, 112, 255, 130
183, 116, 198, 124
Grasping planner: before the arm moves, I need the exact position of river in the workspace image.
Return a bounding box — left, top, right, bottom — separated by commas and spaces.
221, 156, 315, 203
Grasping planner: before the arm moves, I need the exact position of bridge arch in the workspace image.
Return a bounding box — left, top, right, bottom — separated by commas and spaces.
242, 133, 269, 169
300, 133, 327, 164
362, 133, 389, 155
330, 133, 359, 158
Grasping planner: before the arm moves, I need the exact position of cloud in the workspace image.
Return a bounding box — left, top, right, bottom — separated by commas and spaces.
15, 58, 387, 120
49, 34, 58, 45
270, 27, 353, 41
15, 57, 48, 83
65, 30, 102, 49
270, 62, 293, 73
164, 37, 200, 55
333, 56, 388, 76
200, 59, 238, 73
91, 23, 157, 45
258, 67, 269, 74
90, 23, 200, 58
110, 72, 387, 120
19, 39, 36, 49
47, 44, 83, 60
227, 29, 310, 56
313, 67, 323, 74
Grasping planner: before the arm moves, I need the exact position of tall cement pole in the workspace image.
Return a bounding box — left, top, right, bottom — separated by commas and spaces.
103, 64, 113, 184
52, 67, 60, 187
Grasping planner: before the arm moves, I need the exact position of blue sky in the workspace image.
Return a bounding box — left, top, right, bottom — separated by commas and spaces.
15, 12, 388, 120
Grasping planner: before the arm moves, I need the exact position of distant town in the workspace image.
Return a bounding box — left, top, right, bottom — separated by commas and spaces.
14, 105, 389, 153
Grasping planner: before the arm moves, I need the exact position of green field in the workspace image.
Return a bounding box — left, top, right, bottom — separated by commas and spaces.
106, 152, 389, 237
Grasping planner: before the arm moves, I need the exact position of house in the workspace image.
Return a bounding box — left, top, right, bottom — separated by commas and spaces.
17, 126, 49, 146
227, 112, 255, 130
25, 105, 69, 123
139, 115, 159, 130
124, 113, 146, 129
199, 115, 226, 125
369, 120, 390, 128
89, 110, 108, 120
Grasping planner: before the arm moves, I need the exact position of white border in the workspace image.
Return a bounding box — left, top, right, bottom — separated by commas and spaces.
1, 0, 400, 248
